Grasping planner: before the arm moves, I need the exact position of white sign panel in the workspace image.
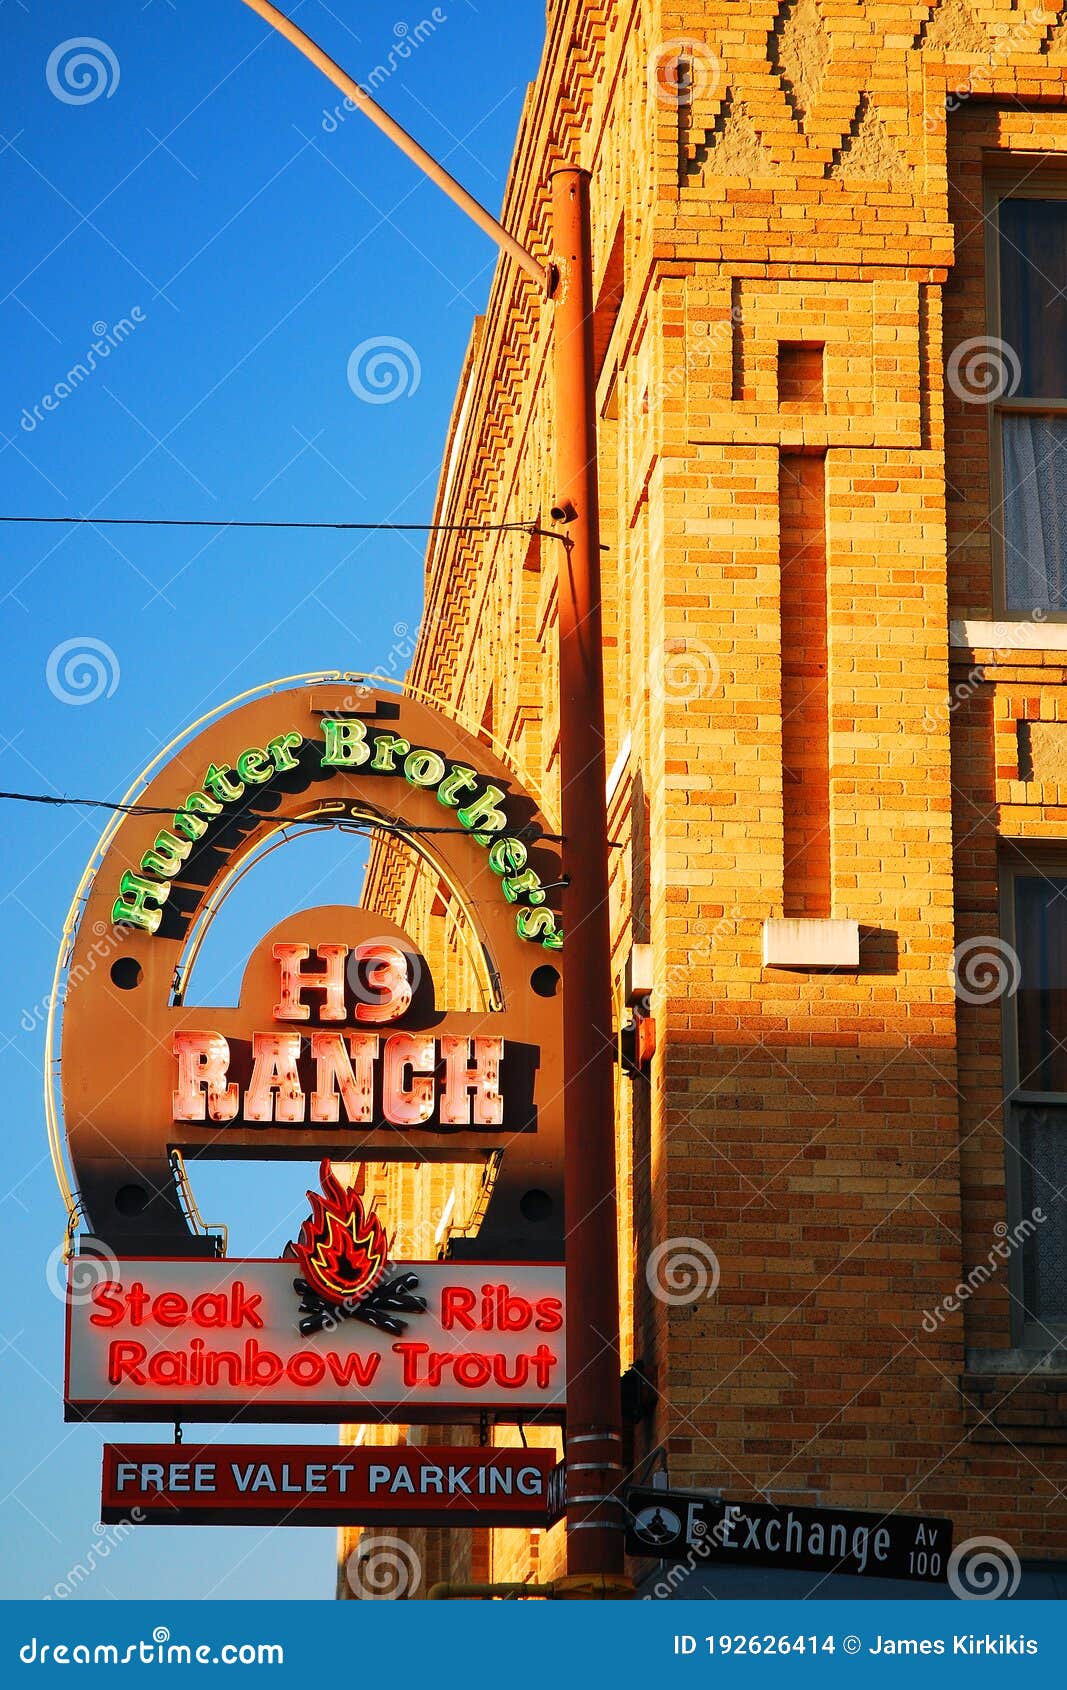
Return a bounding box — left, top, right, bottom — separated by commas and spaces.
65, 1259, 566, 1424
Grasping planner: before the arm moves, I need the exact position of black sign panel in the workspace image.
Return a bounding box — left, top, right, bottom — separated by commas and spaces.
624, 1487, 951, 1584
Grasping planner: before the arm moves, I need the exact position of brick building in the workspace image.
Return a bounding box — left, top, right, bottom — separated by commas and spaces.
340, 0, 1067, 1598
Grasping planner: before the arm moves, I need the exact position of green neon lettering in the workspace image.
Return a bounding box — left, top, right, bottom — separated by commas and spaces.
456, 784, 508, 844
267, 731, 303, 772
203, 763, 244, 804
236, 747, 272, 785
321, 719, 370, 767
516, 906, 564, 950
112, 870, 171, 935
437, 764, 478, 808
368, 732, 411, 772
403, 747, 447, 788
141, 830, 193, 879
501, 867, 546, 906
488, 837, 528, 877
173, 790, 222, 843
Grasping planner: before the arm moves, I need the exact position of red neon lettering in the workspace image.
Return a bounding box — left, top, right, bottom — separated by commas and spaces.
535, 1296, 564, 1333
493, 1286, 533, 1332
394, 1342, 429, 1388
452, 1353, 493, 1388
89, 1281, 263, 1330
108, 1341, 147, 1383
441, 1287, 477, 1331
272, 943, 348, 1022
289, 1351, 326, 1387
531, 1344, 557, 1389
89, 1283, 126, 1327
324, 1350, 381, 1389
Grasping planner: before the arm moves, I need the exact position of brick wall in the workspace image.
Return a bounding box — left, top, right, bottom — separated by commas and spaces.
342, 1, 1067, 1596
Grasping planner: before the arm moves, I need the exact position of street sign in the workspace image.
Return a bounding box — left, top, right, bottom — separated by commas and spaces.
624, 1487, 952, 1584
66, 1257, 566, 1424
101, 1443, 565, 1528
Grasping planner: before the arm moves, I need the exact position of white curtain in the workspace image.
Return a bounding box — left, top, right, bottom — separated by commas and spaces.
1002, 413, 1067, 612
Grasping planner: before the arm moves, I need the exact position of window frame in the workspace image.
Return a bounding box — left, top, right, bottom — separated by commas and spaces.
984, 168, 1067, 620
999, 851, 1067, 1347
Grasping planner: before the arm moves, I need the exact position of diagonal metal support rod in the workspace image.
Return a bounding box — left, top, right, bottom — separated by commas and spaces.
238, 0, 550, 292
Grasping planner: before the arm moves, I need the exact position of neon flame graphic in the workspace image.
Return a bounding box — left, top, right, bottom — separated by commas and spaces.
295, 1160, 389, 1308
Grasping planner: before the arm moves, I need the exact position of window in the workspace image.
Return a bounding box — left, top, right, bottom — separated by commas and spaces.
1002, 865, 1067, 1340
990, 188, 1067, 615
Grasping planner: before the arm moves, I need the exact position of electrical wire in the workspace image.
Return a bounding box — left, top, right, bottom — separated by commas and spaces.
0, 789, 563, 839
0, 514, 564, 539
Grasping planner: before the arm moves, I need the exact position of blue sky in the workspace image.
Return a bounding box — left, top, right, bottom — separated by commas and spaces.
0, 0, 544, 1600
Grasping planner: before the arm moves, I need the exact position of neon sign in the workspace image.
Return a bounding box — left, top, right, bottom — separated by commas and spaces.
170, 940, 507, 1133
65, 1258, 566, 1422
112, 719, 563, 950
60, 685, 566, 1259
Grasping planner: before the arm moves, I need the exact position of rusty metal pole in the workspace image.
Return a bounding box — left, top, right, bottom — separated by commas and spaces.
549, 167, 629, 1595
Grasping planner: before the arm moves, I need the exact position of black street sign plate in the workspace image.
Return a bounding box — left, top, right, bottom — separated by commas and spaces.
624, 1487, 952, 1584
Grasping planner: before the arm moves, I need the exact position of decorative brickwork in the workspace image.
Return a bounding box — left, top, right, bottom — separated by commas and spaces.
340, 1, 1067, 1597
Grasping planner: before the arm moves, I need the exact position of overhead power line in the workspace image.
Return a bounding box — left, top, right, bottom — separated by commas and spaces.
0, 514, 563, 539
0, 790, 565, 841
